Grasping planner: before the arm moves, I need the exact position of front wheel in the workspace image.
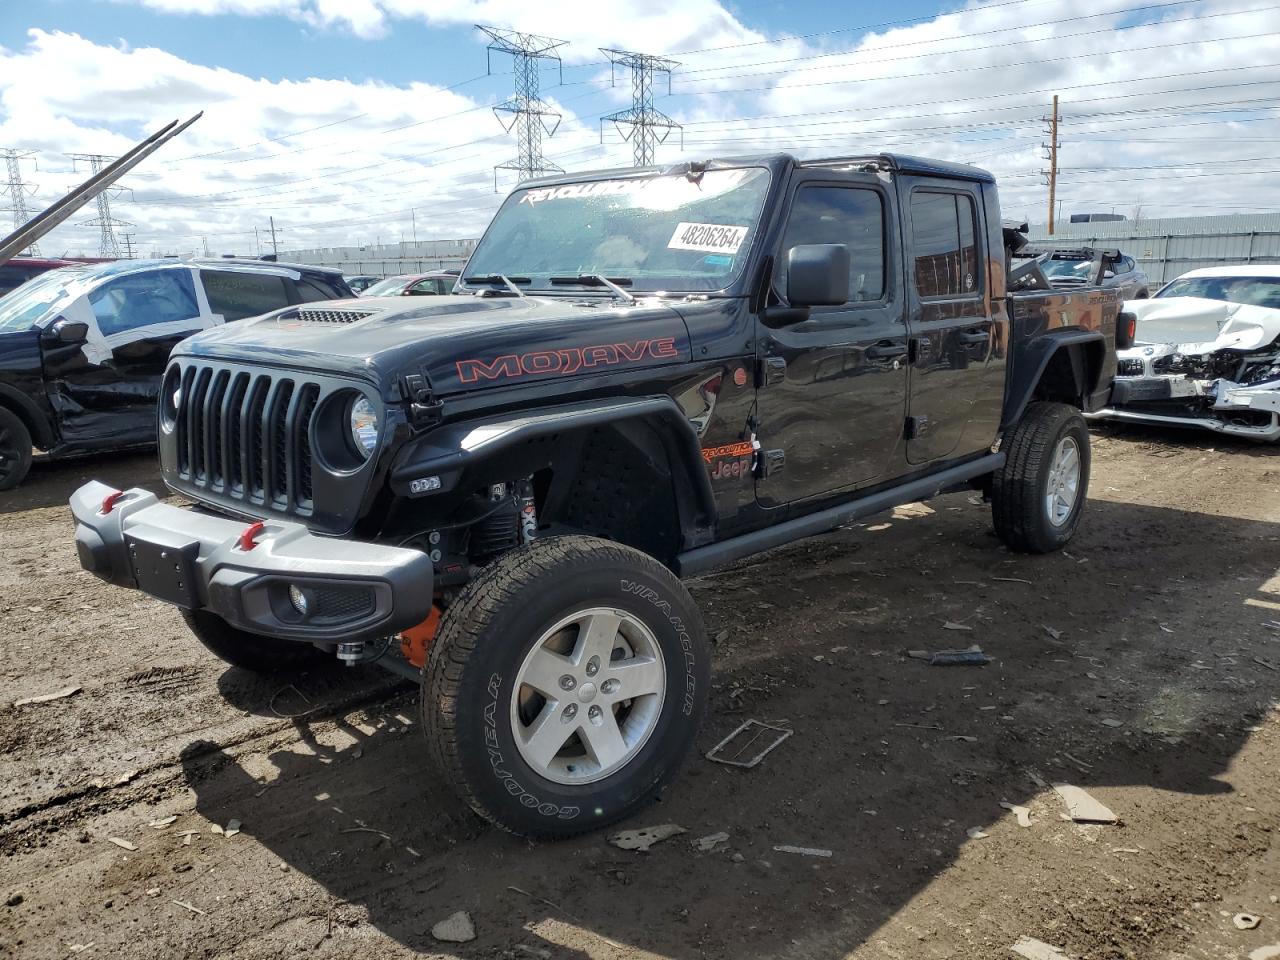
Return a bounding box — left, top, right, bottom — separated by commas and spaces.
991, 401, 1090, 553
424, 536, 709, 838
0, 407, 33, 491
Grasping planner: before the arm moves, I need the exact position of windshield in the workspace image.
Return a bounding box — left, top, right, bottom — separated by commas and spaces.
1042, 258, 1092, 280
463, 167, 772, 293
362, 276, 412, 297
1157, 275, 1280, 309
0, 266, 88, 333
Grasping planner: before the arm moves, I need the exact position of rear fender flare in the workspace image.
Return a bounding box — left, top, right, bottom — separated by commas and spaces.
389, 395, 717, 538
1003, 330, 1105, 429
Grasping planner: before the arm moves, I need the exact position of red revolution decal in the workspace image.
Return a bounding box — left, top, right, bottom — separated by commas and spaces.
456, 338, 679, 384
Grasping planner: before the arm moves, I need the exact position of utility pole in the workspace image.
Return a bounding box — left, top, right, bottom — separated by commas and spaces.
1, 149, 41, 255
411, 208, 417, 245
268, 216, 280, 256
254, 225, 261, 257
66, 153, 133, 257
1041, 95, 1060, 235
478, 25, 568, 188
600, 49, 682, 167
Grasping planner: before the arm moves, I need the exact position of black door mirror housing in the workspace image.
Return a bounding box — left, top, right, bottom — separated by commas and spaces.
51, 318, 90, 344
787, 244, 850, 307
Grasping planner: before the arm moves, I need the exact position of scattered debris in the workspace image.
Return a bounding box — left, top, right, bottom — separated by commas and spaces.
106, 837, 136, 851
148, 816, 178, 829
224, 819, 241, 838
714, 629, 730, 644
830, 645, 849, 653
1011, 936, 1073, 960
992, 577, 1033, 585
706, 719, 793, 768
170, 899, 206, 916
772, 845, 832, 858
908, 645, 990, 666
431, 910, 476, 943
1235, 913, 1263, 930
177, 830, 198, 846
694, 831, 730, 852
894, 722, 944, 731
1062, 752, 1092, 771
1042, 625, 1062, 640
405, 846, 421, 858
146, 888, 160, 897
609, 824, 686, 852
209, 824, 223, 835
1249, 946, 1280, 960
1254, 657, 1278, 672
13, 685, 82, 707
866, 523, 891, 531
942, 621, 973, 631
340, 827, 390, 841
1100, 718, 1124, 728
1000, 801, 1033, 827
892, 502, 935, 519
1053, 784, 1118, 824
946, 735, 978, 742
91, 770, 139, 790
1111, 847, 1140, 854
6, 893, 23, 907
966, 827, 989, 840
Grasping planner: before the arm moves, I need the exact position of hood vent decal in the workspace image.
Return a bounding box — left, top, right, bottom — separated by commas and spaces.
294, 307, 375, 324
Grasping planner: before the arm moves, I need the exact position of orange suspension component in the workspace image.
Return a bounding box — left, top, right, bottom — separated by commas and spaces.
399, 604, 442, 669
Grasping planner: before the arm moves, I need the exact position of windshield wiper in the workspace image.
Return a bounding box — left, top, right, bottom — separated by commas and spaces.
464, 274, 529, 297
548, 274, 636, 303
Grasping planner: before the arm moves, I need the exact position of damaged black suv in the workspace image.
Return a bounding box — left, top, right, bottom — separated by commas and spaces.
0, 258, 351, 488
70, 153, 1121, 836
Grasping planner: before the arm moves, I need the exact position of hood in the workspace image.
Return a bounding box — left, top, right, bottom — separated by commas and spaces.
175, 294, 692, 398
1127, 296, 1280, 353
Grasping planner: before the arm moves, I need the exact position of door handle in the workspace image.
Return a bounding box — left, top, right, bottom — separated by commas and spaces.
866, 343, 907, 360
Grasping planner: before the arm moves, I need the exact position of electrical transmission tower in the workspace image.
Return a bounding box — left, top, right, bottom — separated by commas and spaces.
121, 233, 137, 259
600, 49, 681, 167
2, 149, 42, 255
478, 25, 567, 188
66, 153, 133, 257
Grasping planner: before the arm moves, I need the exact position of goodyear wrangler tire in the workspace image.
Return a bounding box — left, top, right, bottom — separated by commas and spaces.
424, 535, 709, 838
991, 401, 1091, 554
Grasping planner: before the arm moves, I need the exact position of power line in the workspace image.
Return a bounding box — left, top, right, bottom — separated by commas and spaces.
600, 49, 682, 166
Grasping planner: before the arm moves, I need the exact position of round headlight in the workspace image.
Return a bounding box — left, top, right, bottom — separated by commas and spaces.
349, 397, 379, 458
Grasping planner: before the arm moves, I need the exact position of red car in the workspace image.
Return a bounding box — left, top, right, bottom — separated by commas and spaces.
358, 273, 456, 297
0, 257, 79, 298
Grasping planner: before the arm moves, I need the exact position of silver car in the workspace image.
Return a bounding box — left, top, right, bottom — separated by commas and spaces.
1039, 248, 1150, 299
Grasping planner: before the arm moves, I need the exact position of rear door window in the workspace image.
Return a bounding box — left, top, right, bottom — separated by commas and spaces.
910, 191, 982, 299
201, 270, 292, 321
89, 269, 200, 336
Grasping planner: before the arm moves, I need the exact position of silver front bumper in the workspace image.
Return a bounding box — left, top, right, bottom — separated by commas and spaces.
70, 480, 434, 642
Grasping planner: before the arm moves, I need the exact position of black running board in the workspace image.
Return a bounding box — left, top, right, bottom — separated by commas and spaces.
674, 453, 1004, 577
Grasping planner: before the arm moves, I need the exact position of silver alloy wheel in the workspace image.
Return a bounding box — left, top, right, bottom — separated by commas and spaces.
510, 607, 666, 785
1045, 434, 1081, 527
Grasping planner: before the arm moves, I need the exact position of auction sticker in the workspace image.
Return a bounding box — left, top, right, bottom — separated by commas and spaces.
668, 222, 750, 254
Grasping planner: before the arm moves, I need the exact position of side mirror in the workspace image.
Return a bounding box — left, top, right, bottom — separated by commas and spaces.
51, 318, 89, 343
787, 244, 850, 307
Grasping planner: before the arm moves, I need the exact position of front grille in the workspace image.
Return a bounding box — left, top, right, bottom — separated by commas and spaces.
310, 586, 376, 625
1117, 358, 1144, 377
172, 362, 320, 514
295, 308, 374, 324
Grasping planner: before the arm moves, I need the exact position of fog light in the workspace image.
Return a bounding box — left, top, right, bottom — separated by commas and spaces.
289, 584, 309, 616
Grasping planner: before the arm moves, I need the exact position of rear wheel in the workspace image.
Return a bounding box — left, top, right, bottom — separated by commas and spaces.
992, 401, 1090, 553
182, 609, 324, 673
424, 535, 709, 838
0, 407, 33, 491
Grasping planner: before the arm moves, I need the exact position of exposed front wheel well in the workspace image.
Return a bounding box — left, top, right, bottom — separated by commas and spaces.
1032, 340, 1104, 410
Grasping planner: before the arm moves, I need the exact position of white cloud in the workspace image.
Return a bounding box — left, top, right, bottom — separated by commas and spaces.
1, 0, 1277, 256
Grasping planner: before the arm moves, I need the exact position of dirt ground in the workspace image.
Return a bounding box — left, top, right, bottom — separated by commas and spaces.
1, 425, 1278, 960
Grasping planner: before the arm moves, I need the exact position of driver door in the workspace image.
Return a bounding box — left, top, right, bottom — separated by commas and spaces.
754, 175, 909, 508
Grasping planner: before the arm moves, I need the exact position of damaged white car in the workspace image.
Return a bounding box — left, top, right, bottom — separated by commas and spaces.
1089, 265, 1280, 442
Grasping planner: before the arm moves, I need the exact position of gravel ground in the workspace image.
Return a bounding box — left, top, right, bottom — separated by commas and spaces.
1, 425, 1278, 960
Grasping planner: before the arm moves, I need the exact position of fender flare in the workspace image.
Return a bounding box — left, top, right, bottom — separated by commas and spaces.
388, 395, 717, 533
0, 382, 56, 449
1002, 329, 1106, 429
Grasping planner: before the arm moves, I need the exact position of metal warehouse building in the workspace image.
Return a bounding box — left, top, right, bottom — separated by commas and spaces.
279, 238, 477, 277
1028, 213, 1280, 285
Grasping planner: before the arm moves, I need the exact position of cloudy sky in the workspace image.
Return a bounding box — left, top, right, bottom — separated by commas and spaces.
0, 0, 1277, 257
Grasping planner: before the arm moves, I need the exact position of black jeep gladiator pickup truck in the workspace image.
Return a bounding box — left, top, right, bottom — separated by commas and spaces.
70, 152, 1122, 837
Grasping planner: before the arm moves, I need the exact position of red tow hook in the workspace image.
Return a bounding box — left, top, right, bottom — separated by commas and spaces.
237, 520, 266, 552
100, 490, 126, 515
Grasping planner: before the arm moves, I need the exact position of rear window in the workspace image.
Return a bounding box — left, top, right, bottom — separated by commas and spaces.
202, 270, 292, 321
